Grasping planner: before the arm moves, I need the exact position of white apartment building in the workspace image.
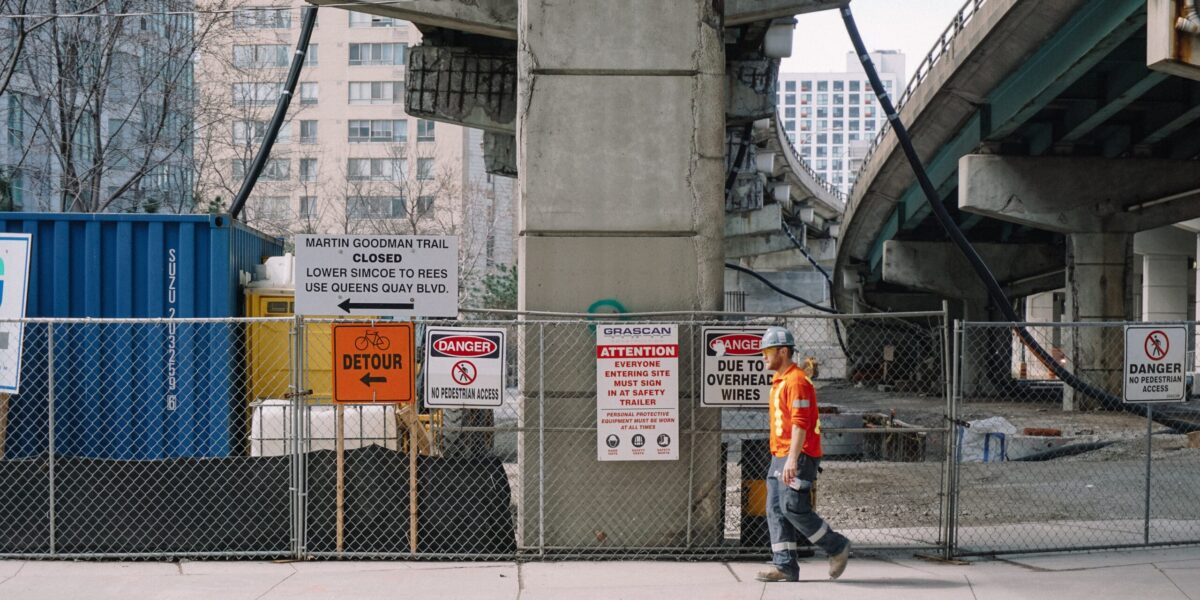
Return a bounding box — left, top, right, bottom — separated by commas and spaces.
777, 50, 906, 195
195, 4, 515, 287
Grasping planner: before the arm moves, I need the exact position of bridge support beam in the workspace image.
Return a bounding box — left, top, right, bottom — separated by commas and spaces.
516, 0, 725, 549
959, 154, 1200, 411
883, 240, 1060, 397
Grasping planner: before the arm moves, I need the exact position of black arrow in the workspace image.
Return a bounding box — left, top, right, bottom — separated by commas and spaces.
338, 298, 415, 313
360, 372, 388, 386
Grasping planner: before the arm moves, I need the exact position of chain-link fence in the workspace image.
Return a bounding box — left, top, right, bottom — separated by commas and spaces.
0, 310, 950, 559
952, 321, 1200, 556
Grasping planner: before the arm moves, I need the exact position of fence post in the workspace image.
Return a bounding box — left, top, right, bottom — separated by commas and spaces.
1144, 404, 1153, 545
537, 322, 546, 556
47, 322, 56, 556
290, 315, 306, 559
685, 323, 696, 549
945, 319, 964, 558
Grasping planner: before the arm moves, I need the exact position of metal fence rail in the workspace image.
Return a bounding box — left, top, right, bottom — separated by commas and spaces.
0, 310, 951, 559
952, 321, 1200, 556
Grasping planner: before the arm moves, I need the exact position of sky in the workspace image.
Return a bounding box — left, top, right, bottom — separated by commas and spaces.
781, 0, 967, 80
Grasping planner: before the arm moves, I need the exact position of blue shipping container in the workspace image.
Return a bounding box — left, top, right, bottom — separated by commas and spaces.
0, 213, 284, 459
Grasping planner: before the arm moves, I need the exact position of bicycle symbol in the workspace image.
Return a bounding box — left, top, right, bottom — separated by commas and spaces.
354, 330, 391, 351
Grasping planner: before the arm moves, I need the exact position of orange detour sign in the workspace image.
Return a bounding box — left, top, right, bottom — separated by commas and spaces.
332, 323, 415, 404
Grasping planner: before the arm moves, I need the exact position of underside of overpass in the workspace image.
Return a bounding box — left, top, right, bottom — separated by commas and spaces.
840, 0, 1200, 315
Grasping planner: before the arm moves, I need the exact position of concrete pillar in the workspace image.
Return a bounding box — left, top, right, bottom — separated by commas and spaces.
1142, 254, 1189, 321
1063, 233, 1133, 411
516, 0, 725, 549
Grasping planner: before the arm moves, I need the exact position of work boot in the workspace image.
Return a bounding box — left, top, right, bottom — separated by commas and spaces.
755, 568, 798, 583
828, 541, 851, 580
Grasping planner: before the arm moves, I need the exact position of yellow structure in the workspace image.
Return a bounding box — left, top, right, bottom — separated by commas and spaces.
245, 288, 334, 401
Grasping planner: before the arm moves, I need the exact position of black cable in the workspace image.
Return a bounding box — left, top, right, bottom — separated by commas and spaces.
724, 123, 755, 207
841, 6, 1200, 433
229, 6, 319, 220
779, 221, 851, 357
781, 221, 832, 283
725, 263, 837, 314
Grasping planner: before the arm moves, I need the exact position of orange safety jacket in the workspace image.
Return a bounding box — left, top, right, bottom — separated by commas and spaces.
768, 363, 822, 459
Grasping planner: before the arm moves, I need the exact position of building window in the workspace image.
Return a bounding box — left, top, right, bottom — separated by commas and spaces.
234, 158, 290, 181
300, 158, 317, 182
300, 120, 318, 144
300, 82, 318, 104
254, 196, 291, 219
833, 80, 844, 92
785, 119, 795, 131
233, 44, 288, 68
416, 195, 434, 214
817, 80, 828, 92
800, 93, 811, 105
849, 106, 860, 118
785, 93, 795, 105
304, 45, 318, 67
833, 133, 843, 144
785, 80, 796, 92
849, 120, 860, 131
416, 119, 435, 141
816, 107, 828, 119
349, 12, 400, 27
850, 80, 860, 92
833, 107, 844, 119
232, 82, 281, 106
348, 81, 404, 105
865, 120, 876, 132
348, 119, 407, 143
800, 80, 812, 92
817, 94, 828, 105
234, 7, 291, 29
346, 196, 405, 219
849, 94, 859, 105
348, 43, 407, 66
785, 107, 795, 119
833, 94, 844, 105
347, 158, 404, 181
299, 195, 317, 218
816, 159, 827, 170
416, 158, 434, 180
817, 134, 827, 145
233, 120, 278, 144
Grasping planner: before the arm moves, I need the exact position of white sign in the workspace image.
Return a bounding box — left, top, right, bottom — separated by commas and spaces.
596, 324, 678, 461
1124, 325, 1187, 403
295, 234, 458, 319
701, 327, 771, 407
424, 327, 506, 408
0, 233, 32, 394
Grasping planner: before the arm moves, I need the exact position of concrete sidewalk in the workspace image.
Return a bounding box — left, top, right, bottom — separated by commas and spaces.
0, 547, 1196, 599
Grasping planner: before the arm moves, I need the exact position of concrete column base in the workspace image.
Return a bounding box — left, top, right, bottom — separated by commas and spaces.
1063, 233, 1132, 411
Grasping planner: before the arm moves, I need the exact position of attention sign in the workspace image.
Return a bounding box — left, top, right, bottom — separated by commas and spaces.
596, 324, 679, 461
333, 322, 416, 404
701, 327, 770, 407
295, 234, 458, 319
1124, 325, 1187, 403
424, 327, 506, 408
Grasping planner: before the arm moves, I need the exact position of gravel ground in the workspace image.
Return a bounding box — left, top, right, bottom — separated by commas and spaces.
499, 382, 1200, 548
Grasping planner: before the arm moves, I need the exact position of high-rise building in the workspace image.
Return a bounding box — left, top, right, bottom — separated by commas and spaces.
0, 1, 197, 213
777, 50, 906, 195
194, 4, 516, 295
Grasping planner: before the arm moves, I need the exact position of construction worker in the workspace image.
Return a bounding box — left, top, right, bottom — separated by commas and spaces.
755, 326, 851, 583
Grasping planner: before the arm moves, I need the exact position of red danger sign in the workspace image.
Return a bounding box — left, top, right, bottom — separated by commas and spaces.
707, 333, 761, 356
432, 335, 499, 358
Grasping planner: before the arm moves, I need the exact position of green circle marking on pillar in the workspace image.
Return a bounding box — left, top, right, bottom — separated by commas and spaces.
586, 298, 629, 334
